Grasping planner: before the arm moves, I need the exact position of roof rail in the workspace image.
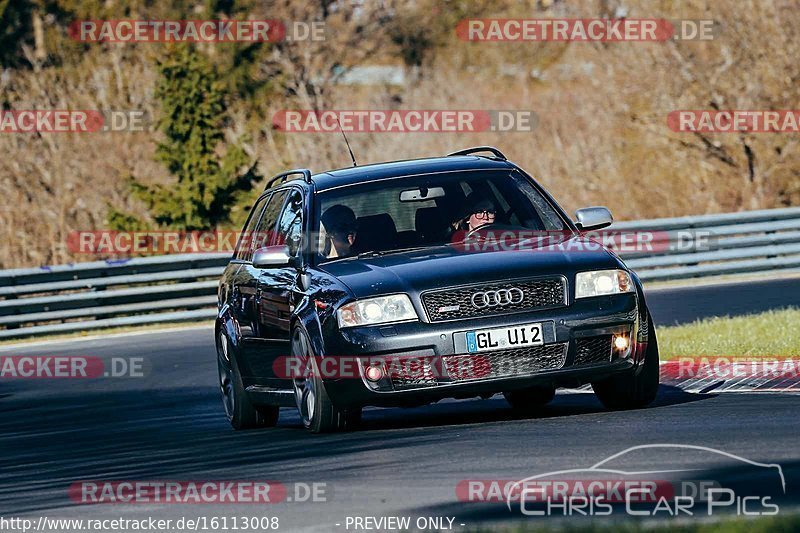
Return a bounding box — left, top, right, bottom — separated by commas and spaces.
264, 169, 312, 191
446, 146, 507, 161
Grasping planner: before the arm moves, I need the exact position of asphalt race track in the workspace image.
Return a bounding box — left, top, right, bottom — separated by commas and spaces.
644, 276, 800, 325
1, 278, 798, 531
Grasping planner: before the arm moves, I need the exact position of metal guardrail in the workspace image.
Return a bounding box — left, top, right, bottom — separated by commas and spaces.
615, 207, 800, 281
1, 207, 798, 339
0, 254, 228, 339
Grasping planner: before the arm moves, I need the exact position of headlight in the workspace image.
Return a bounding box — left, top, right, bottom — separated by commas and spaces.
337, 294, 418, 328
575, 269, 633, 299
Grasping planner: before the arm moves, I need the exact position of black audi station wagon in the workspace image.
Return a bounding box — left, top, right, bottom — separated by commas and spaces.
216, 147, 659, 433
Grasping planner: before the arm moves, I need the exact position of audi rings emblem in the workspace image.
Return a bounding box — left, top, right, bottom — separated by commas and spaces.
470, 288, 525, 308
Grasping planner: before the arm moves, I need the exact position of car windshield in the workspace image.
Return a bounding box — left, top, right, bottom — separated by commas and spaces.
313, 169, 570, 264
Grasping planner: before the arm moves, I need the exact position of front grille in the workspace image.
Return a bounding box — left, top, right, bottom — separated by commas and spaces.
574, 336, 612, 366
441, 343, 567, 383
421, 277, 566, 322
389, 358, 438, 390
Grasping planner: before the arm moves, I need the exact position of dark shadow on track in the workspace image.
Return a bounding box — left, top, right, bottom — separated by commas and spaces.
0, 383, 734, 516
356, 384, 714, 432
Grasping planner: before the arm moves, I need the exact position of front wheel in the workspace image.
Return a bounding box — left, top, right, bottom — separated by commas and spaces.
218, 331, 279, 430
291, 328, 361, 433
591, 312, 660, 410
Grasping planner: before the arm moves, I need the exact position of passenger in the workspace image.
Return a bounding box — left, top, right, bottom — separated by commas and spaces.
320, 204, 358, 259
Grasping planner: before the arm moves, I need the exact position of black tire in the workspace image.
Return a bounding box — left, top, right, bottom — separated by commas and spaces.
504, 386, 555, 413
591, 312, 660, 410
218, 331, 279, 430
291, 328, 361, 434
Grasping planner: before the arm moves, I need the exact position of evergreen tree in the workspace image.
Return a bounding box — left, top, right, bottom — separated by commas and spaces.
0, 0, 34, 67
111, 44, 259, 231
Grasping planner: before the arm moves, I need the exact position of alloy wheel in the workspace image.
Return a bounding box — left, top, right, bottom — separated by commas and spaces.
291, 330, 316, 427
217, 332, 235, 420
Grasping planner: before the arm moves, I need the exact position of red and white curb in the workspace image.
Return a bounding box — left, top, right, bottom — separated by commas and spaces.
567, 358, 800, 394
659, 358, 800, 393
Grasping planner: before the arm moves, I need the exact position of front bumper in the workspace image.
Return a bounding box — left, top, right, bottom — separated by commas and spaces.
320, 293, 642, 408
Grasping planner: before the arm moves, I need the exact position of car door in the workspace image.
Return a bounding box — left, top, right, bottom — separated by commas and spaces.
236, 189, 287, 380
225, 193, 270, 338
253, 188, 306, 387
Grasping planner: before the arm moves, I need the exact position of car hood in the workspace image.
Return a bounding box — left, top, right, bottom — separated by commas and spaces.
318, 235, 623, 299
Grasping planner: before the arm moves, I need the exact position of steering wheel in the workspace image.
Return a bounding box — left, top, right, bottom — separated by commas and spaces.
465, 223, 520, 240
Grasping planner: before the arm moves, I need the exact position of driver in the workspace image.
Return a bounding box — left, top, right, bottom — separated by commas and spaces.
320, 204, 358, 259
452, 194, 497, 232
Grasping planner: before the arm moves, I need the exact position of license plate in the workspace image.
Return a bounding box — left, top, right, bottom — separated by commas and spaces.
466, 323, 543, 353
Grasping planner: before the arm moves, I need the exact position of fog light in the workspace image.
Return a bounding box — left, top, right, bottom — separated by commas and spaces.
613, 336, 629, 351
365, 364, 384, 382
613, 334, 630, 352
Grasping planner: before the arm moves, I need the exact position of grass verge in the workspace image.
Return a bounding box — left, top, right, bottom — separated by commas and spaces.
658, 308, 800, 360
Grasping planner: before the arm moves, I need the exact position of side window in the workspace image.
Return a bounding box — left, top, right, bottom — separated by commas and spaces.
253, 189, 288, 253
274, 189, 304, 256
234, 194, 269, 261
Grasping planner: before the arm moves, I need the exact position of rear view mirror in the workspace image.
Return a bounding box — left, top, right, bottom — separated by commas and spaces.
575, 206, 613, 231
399, 187, 445, 202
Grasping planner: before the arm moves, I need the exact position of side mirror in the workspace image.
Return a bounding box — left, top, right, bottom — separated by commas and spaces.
575, 206, 613, 231
252, 245, 293, 268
